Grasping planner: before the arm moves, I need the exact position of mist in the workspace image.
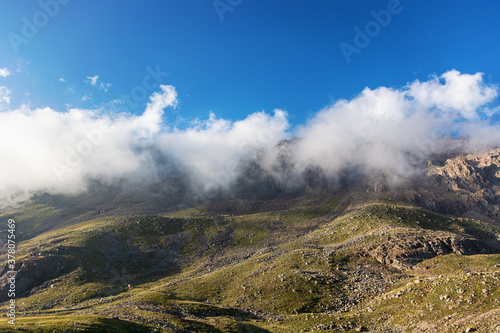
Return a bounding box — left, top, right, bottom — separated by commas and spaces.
1, 70, 499, 208
283, 70, 499, 184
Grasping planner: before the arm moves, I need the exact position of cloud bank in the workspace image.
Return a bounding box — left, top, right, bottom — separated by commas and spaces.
0, 70, 499, 207
282, 70, 499, 185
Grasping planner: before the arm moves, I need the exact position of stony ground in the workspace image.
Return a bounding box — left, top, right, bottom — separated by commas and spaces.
1, 149, 500, 332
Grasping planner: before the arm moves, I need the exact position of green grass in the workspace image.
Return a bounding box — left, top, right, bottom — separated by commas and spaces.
1, 204, 59, 239
163, 247, 352, 315
364, 204, 500, 239
362, 255, 500, 331
0, 315, 155, 333
281, 195, 342, 224
166, 206, 208, 218
20, 279, 118, 311
3, 196, 500, 332
413, 253, 500, 276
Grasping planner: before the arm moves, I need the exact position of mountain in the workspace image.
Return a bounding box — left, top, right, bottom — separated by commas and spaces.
1, 149, 500, 332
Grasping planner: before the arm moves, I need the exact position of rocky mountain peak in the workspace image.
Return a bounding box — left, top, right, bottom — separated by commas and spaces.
427, 149, 500, 184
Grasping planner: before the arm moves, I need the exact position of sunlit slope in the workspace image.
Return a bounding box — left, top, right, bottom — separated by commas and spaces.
1, 196, 500, 332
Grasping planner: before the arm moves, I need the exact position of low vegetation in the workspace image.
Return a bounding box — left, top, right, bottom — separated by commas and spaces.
1, 194, 500, 332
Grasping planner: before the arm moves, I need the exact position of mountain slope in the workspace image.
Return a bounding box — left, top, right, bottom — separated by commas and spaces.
1, 149, 500, 332
1, 197, 500, 332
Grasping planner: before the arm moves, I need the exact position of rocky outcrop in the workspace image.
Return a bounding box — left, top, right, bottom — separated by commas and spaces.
359, 231, 498, 270
427, 149, 500, 187
418, 149, 500, 222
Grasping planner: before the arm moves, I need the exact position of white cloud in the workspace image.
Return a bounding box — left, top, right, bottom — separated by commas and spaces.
86, 75, 99, 86
0, 86, 11, 107
0, 71, 499, 207
158, 109, 289, 189
0, 82, 291, 206
274, 70, 499, 184
59, 77, 65, 82
0, 67, 11, 78
407, 70, 497, 119
85, 75, 112, 92
484, 105, 500, 117
100, 82, 112, 92
0, 84, 178, 206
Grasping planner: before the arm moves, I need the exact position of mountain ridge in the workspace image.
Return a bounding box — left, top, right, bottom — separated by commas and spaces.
1, 148, 500, 332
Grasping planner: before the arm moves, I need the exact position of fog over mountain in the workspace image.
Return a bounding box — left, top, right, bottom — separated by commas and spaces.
1, 70, 499, 208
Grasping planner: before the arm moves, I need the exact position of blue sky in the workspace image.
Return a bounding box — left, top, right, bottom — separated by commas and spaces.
1, 0, 499, 127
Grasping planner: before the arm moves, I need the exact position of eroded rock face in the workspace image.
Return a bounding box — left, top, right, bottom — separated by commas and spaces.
428, 149, 500, 185
359, 231, 497, 270
422, 149, 500, 222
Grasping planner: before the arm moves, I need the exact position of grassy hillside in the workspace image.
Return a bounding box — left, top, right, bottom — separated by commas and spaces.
1, 194, 500, 332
